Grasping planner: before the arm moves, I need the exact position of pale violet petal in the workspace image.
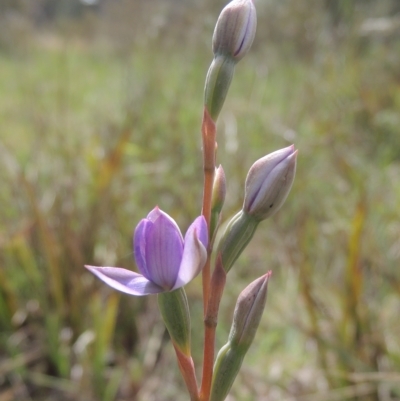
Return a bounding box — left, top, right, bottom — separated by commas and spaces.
172, 216, 208, 290
144, 210, 183, 289
147, 207, 183, 240
194, 215, 208, 249
244, 145, 294, 210
134, 219, 152, 278
85, 265, 164, 296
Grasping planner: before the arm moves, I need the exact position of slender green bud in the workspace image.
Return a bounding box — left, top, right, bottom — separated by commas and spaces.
204, 55, 235, 121
243, 145, 297, 221
157, 288, 191, 356
213, 0, 257, 61
210, 273, 270, 401
210, 165, 226, 242
217, 210, 259, 273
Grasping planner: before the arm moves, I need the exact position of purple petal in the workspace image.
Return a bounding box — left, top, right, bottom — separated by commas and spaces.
245, 145, 295, 210
193, 215, 208, 249
250, 152, 296, 213
147, 207, 182, 235
134, 218, 152, 278
137, 208, 184, 290
172, 216, 208, 290
85, 265, 164, 296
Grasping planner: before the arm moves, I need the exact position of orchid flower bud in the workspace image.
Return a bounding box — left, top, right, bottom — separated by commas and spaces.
229, 272, 270, 349
210, 165, 227, 242
211, 165, 227, 216
204, 0, 257, 121
217, 146, 297, 273
210, 273, 270, 401
243, 145, 297, 221
213, 0, 257, 61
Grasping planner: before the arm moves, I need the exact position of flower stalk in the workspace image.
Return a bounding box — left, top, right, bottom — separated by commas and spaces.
200, 2, 259, 400
201, 107, 217, 315
200, 257, 227, 401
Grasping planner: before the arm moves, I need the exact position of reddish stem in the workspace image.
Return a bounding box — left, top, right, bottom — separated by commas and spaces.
173, 344, 200, 401
200, 256, 227, 401
199, 108, 218, 401
201, 108, 216, 313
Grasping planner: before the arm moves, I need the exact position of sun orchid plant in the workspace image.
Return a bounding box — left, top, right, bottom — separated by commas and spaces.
86, 1, 297, 400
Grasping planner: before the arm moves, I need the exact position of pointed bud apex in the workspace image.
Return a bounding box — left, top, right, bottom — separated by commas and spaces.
204, 55, 235, 121
213, 0, 257, 61
229, 272, 270, 350
210, 272, 270, 401
158, 288, 191, 356
210, 165, 227, 241
217, 210, 259, 273
243, 146, 297, 221
211, 165, 227, 214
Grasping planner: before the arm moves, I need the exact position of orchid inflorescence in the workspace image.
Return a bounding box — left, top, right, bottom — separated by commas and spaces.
85, 1, 297, 400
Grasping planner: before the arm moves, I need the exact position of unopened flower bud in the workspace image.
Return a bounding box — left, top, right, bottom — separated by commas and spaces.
211, 165, 227, 214
210, 273, 270, 401
210, 165, 226, 241
243, 145, 297, 221
213, 0, 257, 61
229, 272, 270, 349
204, 0, 257, 121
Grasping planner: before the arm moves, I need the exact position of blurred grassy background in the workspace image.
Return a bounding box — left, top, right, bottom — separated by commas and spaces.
1, 0, 400, 400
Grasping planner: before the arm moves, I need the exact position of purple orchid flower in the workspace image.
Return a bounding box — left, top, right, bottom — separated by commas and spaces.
86, 207, 208, 296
